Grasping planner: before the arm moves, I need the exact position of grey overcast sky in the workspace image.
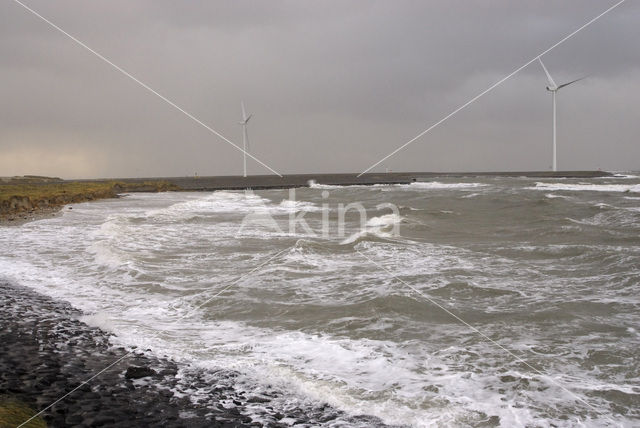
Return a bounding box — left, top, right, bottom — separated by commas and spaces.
0, 0, 638, 178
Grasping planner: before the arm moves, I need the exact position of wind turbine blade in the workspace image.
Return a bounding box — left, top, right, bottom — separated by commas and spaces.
538, 57, 556, 88
245, 114, 252, 123
241, 101, 247, 121
557, 76, 587, 90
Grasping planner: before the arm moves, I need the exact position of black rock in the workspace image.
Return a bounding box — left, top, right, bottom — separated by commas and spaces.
125, 365, 156, 379
0, 281, 389, 428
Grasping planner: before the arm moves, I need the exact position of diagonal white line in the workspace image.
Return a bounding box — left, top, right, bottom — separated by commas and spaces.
186, 245, 293, 317
356, 249, 599, 411
17, 352, 133, 428
11, 0, 283, 178
17, 246, 291, 427
358, 0, 627, 176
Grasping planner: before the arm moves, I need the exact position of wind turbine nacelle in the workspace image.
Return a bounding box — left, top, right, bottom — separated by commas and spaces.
546, 86, 555, 91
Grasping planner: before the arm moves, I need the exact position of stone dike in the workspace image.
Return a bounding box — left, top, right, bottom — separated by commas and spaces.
0, 281, 385, 427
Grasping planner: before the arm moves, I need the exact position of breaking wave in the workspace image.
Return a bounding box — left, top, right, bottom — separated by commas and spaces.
529, 182, 640, 193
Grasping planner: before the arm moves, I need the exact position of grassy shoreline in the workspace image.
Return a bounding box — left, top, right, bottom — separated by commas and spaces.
0, 179, 180, 223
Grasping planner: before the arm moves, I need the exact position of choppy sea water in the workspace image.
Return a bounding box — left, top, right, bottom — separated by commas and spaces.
2, 175, 640, 427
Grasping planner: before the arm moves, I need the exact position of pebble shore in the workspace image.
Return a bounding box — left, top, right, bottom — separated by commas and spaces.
0, 281, 387, 427
0, 206, 61, 226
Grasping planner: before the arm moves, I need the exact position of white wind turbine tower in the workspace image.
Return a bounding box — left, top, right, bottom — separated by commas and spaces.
238, 101, 252, 177
538, 58, 586, 172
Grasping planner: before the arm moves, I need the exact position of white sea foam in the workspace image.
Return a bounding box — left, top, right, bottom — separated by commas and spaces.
414, 181, 486, 188
307, 179, 340, 189
340, 213, 402, 245
146, 191, 271, 219
308, 179, 487, 192
87, 216, 134, 269
80, 312, 117, 333
594, 202, 616, 209
461, 192, 482, 198
366, 213, 402, 227
568, 210, 639, 228
306, 179, 377, 190
276, 199, 321, 212
545, 193, 572, 200
530, 182, 640, 193
611, 173, 640, 179
1, 190, 636, 427
388, 181, 487, 191
339, 229, 392, 245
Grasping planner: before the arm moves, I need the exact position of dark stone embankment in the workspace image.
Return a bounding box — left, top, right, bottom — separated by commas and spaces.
103, 170, 614, 192
0, 282, 387, 427
0, 282, 242, 427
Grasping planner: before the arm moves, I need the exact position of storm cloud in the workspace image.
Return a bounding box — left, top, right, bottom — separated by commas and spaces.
1, 0, 638, 178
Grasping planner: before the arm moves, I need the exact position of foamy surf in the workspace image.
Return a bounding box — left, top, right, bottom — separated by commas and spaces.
307, 179, 382, 190
1, 176, 639, 427
380, 181, 488, 192
530, 182, 640, 193
340, 213, 402, 245
408, 181, 487, 189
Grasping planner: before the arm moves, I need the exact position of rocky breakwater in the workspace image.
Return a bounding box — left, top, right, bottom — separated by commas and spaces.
0, 281, 387, 427
0, 281, 248, 427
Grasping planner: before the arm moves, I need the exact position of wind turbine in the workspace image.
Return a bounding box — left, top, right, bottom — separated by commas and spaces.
538, 58, 585, 172
238, 101, 252, 177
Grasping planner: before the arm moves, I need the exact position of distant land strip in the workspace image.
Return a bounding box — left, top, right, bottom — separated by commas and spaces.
0, 171, 612, 222
112, 170, 613, 191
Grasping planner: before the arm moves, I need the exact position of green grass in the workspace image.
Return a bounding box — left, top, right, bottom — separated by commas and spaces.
0, 180, 180, 215
0, 181, 119, 202
0, 397, 46, 428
